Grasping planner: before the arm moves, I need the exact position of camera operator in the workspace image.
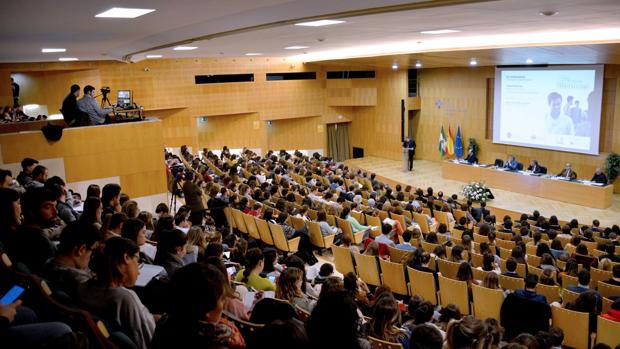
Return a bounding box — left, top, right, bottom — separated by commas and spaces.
77, 85, 113, 125
181, 170, 206, 226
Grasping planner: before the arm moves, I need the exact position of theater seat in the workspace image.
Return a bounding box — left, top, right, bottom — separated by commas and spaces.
494, 159, 504, 167
540, 166, 548, 174
517, 162, 524, 171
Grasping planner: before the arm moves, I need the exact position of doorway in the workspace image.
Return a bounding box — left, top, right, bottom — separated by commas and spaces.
408, 109, 419, 139
327, 123, 350, 162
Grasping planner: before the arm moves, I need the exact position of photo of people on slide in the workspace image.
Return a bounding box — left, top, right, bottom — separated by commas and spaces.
493, 66, 603, 155
545, 92, 575, 136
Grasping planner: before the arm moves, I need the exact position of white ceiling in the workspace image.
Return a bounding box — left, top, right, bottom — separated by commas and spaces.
1, 0, 620, 64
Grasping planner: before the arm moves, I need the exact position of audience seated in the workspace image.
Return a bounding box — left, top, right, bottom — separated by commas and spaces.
2, 147, 619, 349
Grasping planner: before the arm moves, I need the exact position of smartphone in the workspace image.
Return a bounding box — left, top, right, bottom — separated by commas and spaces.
268, 275, 276, 283
227, 267, 236, 276
0, 285, 25, 306
223, 251, 231, 259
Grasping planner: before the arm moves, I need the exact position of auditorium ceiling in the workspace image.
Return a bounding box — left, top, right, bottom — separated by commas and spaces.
1, 0, 619, 66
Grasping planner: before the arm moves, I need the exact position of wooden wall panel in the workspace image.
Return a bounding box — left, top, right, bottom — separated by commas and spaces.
197, 113, 264, 150
0, 120, 166, 198
267, 116, 325, 151
348, 69, 408, 160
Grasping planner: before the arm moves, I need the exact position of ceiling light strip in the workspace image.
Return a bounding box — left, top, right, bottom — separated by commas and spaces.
122, 0, 496, 61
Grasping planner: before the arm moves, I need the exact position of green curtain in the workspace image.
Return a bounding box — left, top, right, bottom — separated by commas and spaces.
327, 123, 350, 162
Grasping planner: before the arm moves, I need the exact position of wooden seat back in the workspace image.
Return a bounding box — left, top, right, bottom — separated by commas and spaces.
352, 253, 381, 286
499, 275, 525, 291
307, 221, 334, 249
471, 284, 503, 320
439, 276, 470, 314
268, 222, 300, 253
242, 213, 261, 240
598, 281, 620, 299
597, 315, 620, 347
379, 259, 408, 296
255, 218, 274, 245
551, 306, 590, 349
332, 245, 356, 276
437, 258, 461, 280
407, 267, 438, 305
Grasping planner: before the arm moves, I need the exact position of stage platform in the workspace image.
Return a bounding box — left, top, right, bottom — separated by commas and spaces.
345, 157, 620, 228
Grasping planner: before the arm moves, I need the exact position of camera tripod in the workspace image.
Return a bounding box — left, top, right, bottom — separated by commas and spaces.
169, 177, 183, 213
101, 92, 113, 109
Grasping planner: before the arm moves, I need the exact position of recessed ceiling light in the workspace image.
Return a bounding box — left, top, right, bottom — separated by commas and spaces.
420, 29, 461, 35
469, 58, 478, 66
173, 46, 197, 51
245, 53, 263, 56
525, 58, 534, 64
41, 48, 66, 53
415, 61, 422, 68
58, 57, 78, 62
95, 7, 155, 18
391, 63, 398, 70
295, 19, 345, 27
146, 54, 162, 58
284, 46, 309, 50
539, 10, 558, 17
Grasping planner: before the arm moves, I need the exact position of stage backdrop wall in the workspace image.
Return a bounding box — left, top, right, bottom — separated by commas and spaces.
414, 66, 620, 193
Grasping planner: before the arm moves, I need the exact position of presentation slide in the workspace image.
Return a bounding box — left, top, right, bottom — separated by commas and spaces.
493, 65, 604, 155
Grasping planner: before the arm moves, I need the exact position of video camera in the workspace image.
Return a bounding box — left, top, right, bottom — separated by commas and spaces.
100, 87, 111, 95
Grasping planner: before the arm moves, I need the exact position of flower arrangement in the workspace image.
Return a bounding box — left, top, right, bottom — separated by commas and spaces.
462, 181, 492, 202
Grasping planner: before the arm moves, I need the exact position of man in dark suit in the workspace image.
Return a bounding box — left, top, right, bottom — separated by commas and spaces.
500, 274, 551, 340
557, 163, 577, 180
471, 202, 489, 222
464, 149, 478, 164
61, 84, 80, 126
527, 160, 545, 174
403, 137, 416, 171
591, 167, 608, 184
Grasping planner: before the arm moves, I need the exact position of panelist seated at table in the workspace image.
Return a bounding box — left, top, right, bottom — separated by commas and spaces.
591, 167, 608, 185
464, 149, 478, 164
526, 160, 547, 174
503, 155, 520, 171
557, 163, 577, 180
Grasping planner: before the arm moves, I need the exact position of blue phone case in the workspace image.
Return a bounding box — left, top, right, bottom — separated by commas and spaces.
0, 285, 25, 305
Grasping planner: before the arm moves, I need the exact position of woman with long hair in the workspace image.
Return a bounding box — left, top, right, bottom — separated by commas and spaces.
446, 316, 486, 349
79, 196, 103, 229
368, 296, 410, 349
276, 267, 315, 312
482, 272, 501, 290
184, 226, 207, 264
121, 218, 155, 264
